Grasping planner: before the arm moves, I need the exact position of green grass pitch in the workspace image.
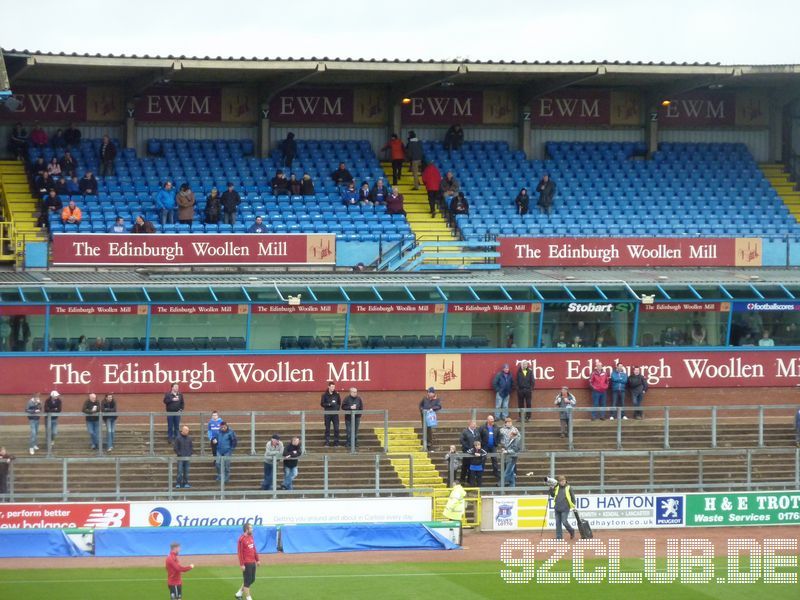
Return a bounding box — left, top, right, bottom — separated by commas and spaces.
0, 560, 797, 599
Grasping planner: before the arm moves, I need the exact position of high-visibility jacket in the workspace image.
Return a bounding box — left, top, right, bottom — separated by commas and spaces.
551, 484, 576, 510
443, 484, 467, 521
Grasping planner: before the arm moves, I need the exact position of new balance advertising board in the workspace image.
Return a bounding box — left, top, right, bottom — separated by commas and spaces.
0, 503, 129, 528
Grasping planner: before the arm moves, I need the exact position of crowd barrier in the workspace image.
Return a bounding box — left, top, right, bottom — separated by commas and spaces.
279, 522, 459, 553
94, 525, 278, 557
0, 529, 87, 558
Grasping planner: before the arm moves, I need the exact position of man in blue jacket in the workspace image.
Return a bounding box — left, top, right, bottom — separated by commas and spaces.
215, 421, 238, 483
207, 410, 223, 457
610, 363, 629, 421
492, 364, 514, 420
155, 180, 176, 226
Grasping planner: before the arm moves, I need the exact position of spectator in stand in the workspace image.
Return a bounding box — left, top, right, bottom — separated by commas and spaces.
419, 386, 442, 450
99, 134, 116, 177
66, 175, 80, 195
421, 160, 442, 217
107, 216, 126, 233
459, 420, 480, 484
536, 173, 556, 215
205, 187, 222, 225
479, 415, 501, 482
261, 433, 283, 490
0, 447, 14, 495
450, 192, 470, 218
466, 440, 487, 487
73, 335, 88, 351
342, 387, 363, 449
555, 386, 577, 437
221, 182, 241, 225
440, 171, 460, 207
29, 123, 48, 147
44, 390, 62, 447
47, 157, 62, 177
280, 132, 297, 168
131, 214, 156, 233
358, 181, 373, 205
499, 417, 519, 449
443, 124, 464, 152
33, 156, 47, 175
331, 162, 354, 187
7, 122, 28, 158
589, 361, 610, 421
282, 436, 302, 490
60, 151, 78, 178
82, 393, 101, 450
248, 216, 268, 233
10, 316, 30, 351
300, 173, 315, 196
554, 331, 568, 348
64, 124, 81, 147
174, 424, 193, 488
386, 187, 406, 216
320, 381, 341, 447
207, 410, 223, 457
50, 128, 66, 149
514, 188, 530, 216
156, 181, 176, 226
271, 170, 290, 196
370, 178, 388, 205
627, 367, 648, 420
39, 189, 63, 228
690, 322, 707, 345
502, 428, 521, 487
54, 177, 68, 196
216, 421, 238, 483
79, 171, 98, 196
758, 330, 775, 347
405, 131, 423, 189
443, 444, 459, 487
381, 134, 405, 185
165, 541, 194, 599
61, 200, 83, 225
341, 181, 358, 206
570, 335, 584, 348
25, 393, 42, 455
163, 383, 184, 443
101, 393, 117, 450
175, 183, 195, 226
492, 364, 513, 420
609, 363, 628, 420
516, 360, 535, 422
288, 173, 302, 196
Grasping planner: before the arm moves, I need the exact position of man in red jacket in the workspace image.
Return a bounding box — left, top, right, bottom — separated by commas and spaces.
421, 161, 442, 217
589, 360, 610, 421
165, 542, 194, 599
236, 523, 260, 600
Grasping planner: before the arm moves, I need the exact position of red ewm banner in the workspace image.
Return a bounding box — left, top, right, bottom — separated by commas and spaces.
401, 90, 483, 125
135, 86, 222, 123
0, 503, 130, 528
0, 85, 88, 122
269, 88, 355, 124
51, 234, 335, 266
499, 237, 761, 267
658, 91, 735, 127
532, 89, 610, 126
0, 350, 798, 395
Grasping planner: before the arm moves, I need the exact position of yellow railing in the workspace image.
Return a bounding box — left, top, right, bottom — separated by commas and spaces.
433, 487, 482, 528
0, 220, 16, 262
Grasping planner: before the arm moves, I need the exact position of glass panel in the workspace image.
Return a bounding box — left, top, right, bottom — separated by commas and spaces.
149, 306, 248, 350
48, 308, 148, 352
731, 304, 800, 346
536, 287, 572, 301
629, 285, 668, 300
21, 288, 46, 302
245, 287, 281, 302
347, 305, 444, 349
440, 287, 476, 301
1, 312, 46, 352
567, 287, 602, 301
445, 306, 538, 348
250, 308, 347, 350
504, 287, 537, 301
660, 286, 697, 300
691, 285, 725, 300
79, 288, 115, 302
341, 287, 379, 302
180, 288, 215, 302
540, 302, 635, 347
599, 285, 637, 300
723, 286, 758, 300
0, 288, 23, 302
43, 288, 80, 302
145, 288, 181, 302
310, 287, 347, 302
212, 287, 249, 302
783, 285, 800, 298
375, 287, 412, 301
471, 287, 508, 301
638, 306, 728, 346
277, 287, 310, 301
753, 285, 792, 300
407, 287, 444, 301
113, 287, 148, 302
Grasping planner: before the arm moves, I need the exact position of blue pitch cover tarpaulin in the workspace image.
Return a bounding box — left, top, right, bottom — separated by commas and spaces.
94, 526, 278, 557
0, 529, 88, 558
280, 523, 461, 554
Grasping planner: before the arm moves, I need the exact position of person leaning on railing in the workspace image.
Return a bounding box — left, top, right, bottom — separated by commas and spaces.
554, 386, 576, 438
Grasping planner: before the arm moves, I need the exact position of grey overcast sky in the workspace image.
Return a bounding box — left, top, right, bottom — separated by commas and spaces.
2, 0, 798, 64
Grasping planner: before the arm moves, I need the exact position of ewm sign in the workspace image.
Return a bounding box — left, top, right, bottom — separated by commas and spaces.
269, 89, 353, 124
532, 89, 610, 126
0, 86, 87, 121
402, 90, 483, 125
136, 87, 222, 122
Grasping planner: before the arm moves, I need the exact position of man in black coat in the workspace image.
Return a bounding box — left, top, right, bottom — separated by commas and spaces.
320, 381, 341, 447
99, 134, 117, 177
479, 415, 501, 481
342, 387, 363, 449
281, 133, 297, 168
173, 425, 194, 488
459, 420, 480, 484
536, 174, 556, 215
163, 383, 185, 443
221, 182, 241, 226
44, 390, 63, 446
330, 162, 354, 186
516, 361, 535, 422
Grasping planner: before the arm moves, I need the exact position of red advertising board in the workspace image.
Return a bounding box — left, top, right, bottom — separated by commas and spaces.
50, 305, 146, 316
401, 90, 483, 125
532, 89, 611, 126
0, 306, 46, 316
642, 303, 729, 313
136, 86, 222, 122
350, 304, 443, 314
51, 234, 335, 266
252, 304, 346, 315
269, 88, 354, 124
0, 503, 129, 528
0, 85, 87, 122
0, 350, 798, 394
498, 237, 762, 267
448, 303, 540, 313
658, 91, 736, 127
151, 304, 247, 316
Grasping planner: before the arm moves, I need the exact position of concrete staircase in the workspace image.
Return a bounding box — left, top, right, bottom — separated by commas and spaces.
374, 426, 446, 490
760, 162, 800, 222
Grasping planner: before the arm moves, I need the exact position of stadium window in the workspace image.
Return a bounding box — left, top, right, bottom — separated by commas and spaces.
637, 304, 727, 347
444, 304, 538, 349
149, 304, 248, 350
47, 305, 148, 352
249, 304, 347, 350
540, 302, 635, 348
0, 308, 45, 352
347, 304, 444, 350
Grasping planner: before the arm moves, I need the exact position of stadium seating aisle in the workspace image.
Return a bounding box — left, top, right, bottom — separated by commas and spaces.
28, 138, 414, 243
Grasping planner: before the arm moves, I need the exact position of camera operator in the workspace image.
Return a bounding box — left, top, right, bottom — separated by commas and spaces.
547, 474, 576, 540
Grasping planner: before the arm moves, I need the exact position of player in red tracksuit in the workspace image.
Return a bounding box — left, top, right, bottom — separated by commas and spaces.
165, 542, 194, 599
235, 523, 260, 600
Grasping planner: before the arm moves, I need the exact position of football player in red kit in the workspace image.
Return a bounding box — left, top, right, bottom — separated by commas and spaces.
235, 522, 260, 600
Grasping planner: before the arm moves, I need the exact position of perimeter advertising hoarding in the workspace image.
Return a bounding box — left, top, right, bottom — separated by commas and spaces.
0, 503, 130, 528
1, 350, 799, 394
499, 237, 763, 267
492, 494, 686, 531
129, 498, 431, 527
685, 491, 800, 527
51, 234, 335, 266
